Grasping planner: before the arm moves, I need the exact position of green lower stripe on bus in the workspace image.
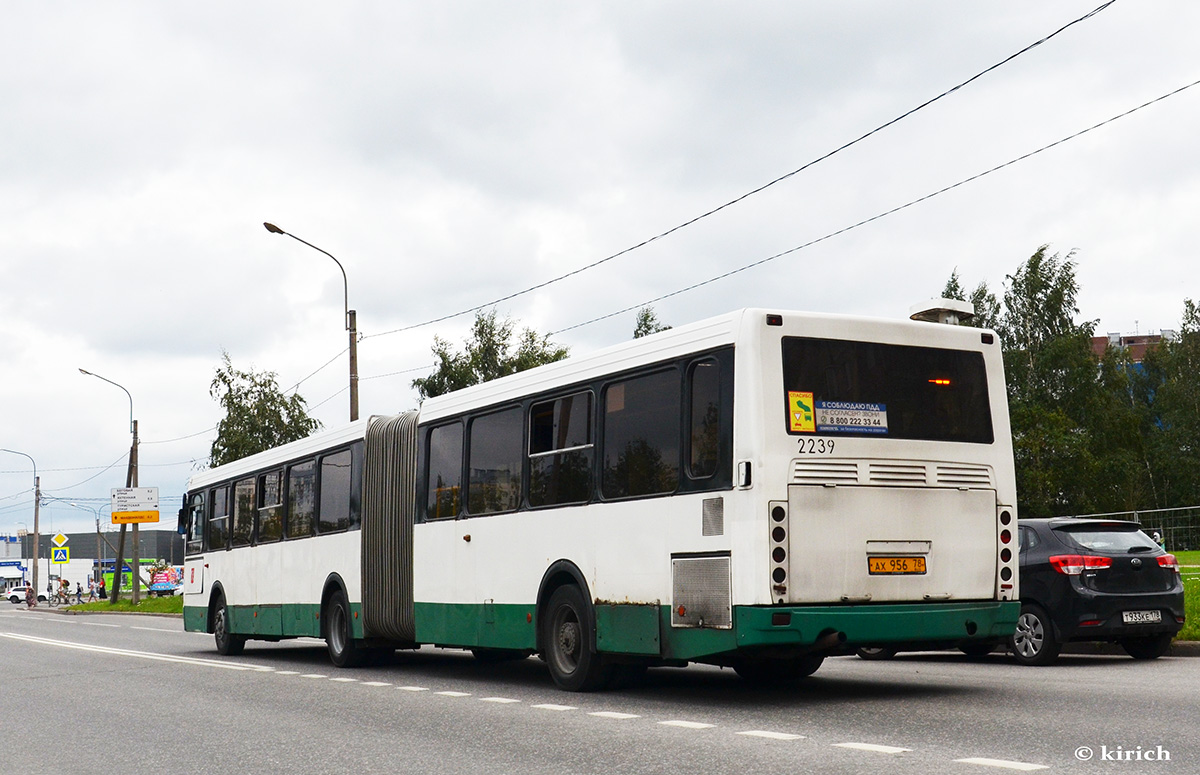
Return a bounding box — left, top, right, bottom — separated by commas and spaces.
414, 601, 538, 651
183, 602, 362, 640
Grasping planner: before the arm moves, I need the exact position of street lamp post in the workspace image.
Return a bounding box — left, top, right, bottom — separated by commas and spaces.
263, 222, 359, 421
0, 449, 40, 599
78, 368, 142, 605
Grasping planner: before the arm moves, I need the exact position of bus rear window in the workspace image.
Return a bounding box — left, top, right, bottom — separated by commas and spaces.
781, 337, 993, 443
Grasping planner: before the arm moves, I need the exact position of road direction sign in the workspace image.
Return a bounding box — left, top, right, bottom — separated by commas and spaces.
111, 487, 160, 524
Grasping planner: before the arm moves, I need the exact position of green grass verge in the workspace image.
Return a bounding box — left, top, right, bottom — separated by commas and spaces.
64, 595, 183, 615
1179, 550, 1200, 641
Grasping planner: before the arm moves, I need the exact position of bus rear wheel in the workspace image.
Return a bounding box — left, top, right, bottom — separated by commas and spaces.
213, 595, 246, 656
326, 590, 366, 668
542, 585, 611, 692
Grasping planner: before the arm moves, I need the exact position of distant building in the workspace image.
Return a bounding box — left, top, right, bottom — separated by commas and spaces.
1091, 330, 1177, 366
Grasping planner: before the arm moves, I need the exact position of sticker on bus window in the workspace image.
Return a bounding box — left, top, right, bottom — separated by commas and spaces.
788, 391, 815, 432
816, 401, 888, 434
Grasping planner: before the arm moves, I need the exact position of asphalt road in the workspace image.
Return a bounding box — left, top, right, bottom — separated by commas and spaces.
0, 607, 1194, 775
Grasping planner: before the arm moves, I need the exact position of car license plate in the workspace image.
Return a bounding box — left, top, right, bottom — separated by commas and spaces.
868, 556, 927, 575
1122, 610, 1162, 625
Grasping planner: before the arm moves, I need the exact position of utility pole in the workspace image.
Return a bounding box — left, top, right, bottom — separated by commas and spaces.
0, 449, 39, 598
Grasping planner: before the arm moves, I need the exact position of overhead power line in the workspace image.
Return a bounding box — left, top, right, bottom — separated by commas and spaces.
360, 1, 1117, 343
551, 76, 1200, 334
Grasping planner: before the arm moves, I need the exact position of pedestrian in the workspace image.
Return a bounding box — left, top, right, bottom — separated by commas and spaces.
87, 578, 97, 603
75, 583, 83, 604
98, 577, 106, 600
25, 585, 36, 608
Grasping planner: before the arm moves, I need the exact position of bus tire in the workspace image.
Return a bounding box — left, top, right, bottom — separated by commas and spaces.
213, 595, 246, 656
542, 585, 611, 692
734, 654, 824, 684
326, 590, 366, 668
1010, 604, 1060, 666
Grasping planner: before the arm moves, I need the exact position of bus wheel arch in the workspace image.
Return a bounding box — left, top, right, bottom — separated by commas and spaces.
321, 574, 366, 668
535, 561, 594, 656
209, 585, 246, 656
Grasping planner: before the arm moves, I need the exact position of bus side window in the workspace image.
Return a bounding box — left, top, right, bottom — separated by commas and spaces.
687, 359, 721, 479
528, 392, 592, 507
207, 486, 229, 551
287, 460, 316, 539
258, 470, 284, 543
601, 369, 680, 499
467, 406, 523, 515
318, 449, 353, 533
232, 478, 255, 547
426, 422, 463, 520
186, 492, 205, 554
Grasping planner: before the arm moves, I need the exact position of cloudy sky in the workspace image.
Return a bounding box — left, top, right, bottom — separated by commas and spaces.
2, 1, 1197, 536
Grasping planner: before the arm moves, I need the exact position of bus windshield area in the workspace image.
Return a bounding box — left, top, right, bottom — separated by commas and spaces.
782, 337, 993, 444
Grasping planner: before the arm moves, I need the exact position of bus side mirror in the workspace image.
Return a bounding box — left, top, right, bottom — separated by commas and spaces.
177, 507, 189, 536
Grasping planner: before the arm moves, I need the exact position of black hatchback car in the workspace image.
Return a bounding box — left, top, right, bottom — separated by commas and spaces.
1012, 518, 1185, 665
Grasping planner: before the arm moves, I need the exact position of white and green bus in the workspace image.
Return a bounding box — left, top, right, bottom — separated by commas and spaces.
181, 305, 1019, 690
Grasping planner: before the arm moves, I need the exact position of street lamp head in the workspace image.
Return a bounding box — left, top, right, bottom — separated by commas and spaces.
264, 222, 285, 234
78, 368, 92, 376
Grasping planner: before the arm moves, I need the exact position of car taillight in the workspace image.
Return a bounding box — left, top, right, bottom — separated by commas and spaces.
1158, 554, 1180, 573
1049, 555, 1113, 575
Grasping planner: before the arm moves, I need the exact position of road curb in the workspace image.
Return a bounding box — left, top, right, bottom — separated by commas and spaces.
1062, 640, 1200, 657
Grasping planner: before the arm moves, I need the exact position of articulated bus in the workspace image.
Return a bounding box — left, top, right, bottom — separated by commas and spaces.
181, 306, 1020, 690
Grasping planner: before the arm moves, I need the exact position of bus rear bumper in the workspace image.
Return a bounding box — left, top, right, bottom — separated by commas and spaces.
733, 600, 1020, 651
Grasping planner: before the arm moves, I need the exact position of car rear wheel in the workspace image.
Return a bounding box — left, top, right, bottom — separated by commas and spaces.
1010, 604, 1060, 666
855, 646, 898, 660
1120, 633, 1173, 660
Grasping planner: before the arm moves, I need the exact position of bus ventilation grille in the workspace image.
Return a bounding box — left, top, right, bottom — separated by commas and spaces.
935, 464, 993, 488
671, 554, 732, 629
702, 497, 724, 536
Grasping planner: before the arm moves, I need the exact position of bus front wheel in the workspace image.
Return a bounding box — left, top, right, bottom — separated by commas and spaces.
213, 595, 246, 656
326, 590, 366, 668
542, 585, 611, 691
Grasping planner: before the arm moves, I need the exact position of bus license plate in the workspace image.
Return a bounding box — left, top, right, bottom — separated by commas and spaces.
868, 556, 927, 575
1122, 610, 1162, 624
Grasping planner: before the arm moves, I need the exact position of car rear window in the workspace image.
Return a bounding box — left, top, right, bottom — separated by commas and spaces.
1054, 525, 1160, 553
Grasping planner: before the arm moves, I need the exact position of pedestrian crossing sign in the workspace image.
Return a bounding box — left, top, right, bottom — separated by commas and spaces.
51, 547, 69, 564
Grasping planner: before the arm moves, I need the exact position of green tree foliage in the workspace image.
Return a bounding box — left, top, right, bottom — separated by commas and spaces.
942, 250, 1197, 516
941, 269, 1000, 330
209, 352, 321, 467
412, 309, 570, 400
633, 306, 672, 338
1139, 300, 1200, 507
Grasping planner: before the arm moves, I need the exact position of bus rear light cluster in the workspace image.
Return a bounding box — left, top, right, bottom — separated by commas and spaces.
769, 503, 788, 602
997, 508, 1017, 600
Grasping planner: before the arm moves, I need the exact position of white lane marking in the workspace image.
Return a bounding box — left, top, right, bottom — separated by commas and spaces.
435, 691, 471, 697
660, 720, 715, 730
131, 626, 179, 633
835, 743, 912, 754
329, 677, 358, 683
276, 671, 301, 675
79, 622, 122, 628
954, 758, 1049, 771
739, 731, 804, 741
480, 697, 520, 704
0, 632, 272, 671
589, 711, 640, 720
533, 704, 577, 711
363, 681, 392, 687
397, 686, 429, 692
299, 674, 327, 679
